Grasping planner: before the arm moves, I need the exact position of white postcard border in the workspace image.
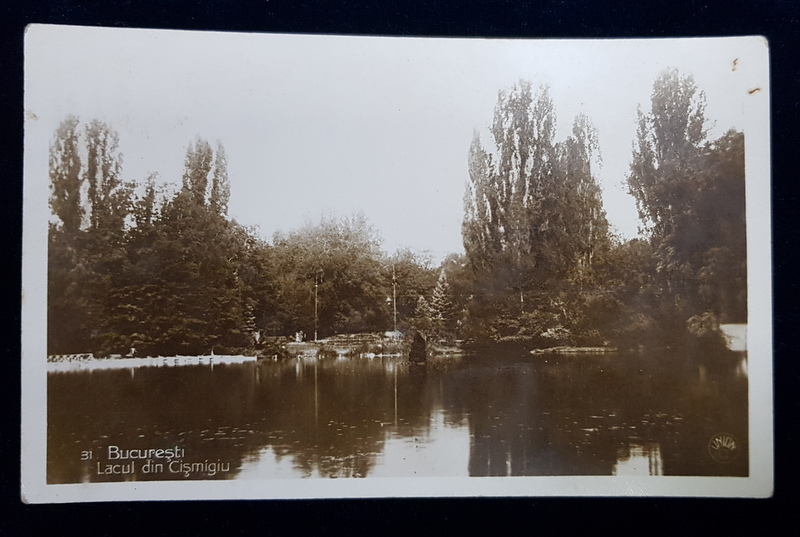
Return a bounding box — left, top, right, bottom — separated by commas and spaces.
21, 27, 773, 502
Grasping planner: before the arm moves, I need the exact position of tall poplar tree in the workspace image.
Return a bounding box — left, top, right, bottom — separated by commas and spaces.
462, 81, 610, 345
48, 116, 133, 354
624, 69, 746, 347
627, 69, 708, 241
84, 119, 128, 234
49, 115, 83, 233
48, 116, 86, 352
210, 142, 230, 215
182, 138, 214, 205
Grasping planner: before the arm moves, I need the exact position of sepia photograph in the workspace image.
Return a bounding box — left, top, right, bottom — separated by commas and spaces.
21, 25, 772, 501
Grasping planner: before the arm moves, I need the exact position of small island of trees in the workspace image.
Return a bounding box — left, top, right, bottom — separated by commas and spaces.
47, 69, 746, 360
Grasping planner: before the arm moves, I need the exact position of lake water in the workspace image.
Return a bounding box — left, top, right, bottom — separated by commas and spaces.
47, 350, 748, 483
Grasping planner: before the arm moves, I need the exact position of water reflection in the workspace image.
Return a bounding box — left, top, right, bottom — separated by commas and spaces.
47, 350, 748, 483
614, 443, 663, 476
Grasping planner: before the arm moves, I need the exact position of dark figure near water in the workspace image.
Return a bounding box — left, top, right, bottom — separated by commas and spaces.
409, 331, 427, 363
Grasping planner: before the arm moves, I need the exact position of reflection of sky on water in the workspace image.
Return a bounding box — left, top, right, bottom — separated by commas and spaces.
371, 410, 470, 477
237, 409, 470, 479
240, 446, 324, 479
613, 443, 663, 476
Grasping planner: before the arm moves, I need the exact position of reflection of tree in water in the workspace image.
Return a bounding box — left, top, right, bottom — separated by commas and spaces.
48, 357, 441, 483
259, 358, 436, 478
48, 350, 747, 483
440, 361, 614, 476
439, 351, 747, 477
48, 364, 262, 483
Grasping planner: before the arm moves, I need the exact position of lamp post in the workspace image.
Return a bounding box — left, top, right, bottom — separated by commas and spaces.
314, 275, 318, 341
392, 265, 397, 333
385, 265, 397, 334
314, 269, 321, 342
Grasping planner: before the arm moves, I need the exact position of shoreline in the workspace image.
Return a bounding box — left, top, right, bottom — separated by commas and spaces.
47, 354, 257, 372
530, 346, 618, 355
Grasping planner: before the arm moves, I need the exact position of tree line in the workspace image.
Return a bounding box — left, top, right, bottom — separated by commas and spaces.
47, 68, 745, 358
47, 121, 447, 356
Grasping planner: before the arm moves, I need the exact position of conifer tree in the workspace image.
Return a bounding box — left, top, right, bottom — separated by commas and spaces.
411, 295, 434, 335
430, 270, 456, 336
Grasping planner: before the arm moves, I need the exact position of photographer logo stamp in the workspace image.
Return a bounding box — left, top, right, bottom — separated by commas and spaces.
708, 433, 739, 463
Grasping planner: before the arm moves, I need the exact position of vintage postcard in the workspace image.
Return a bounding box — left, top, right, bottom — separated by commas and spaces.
21, 25, 772, 502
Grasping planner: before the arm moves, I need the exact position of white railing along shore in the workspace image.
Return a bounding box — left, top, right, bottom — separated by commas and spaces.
47, 354, 257, 372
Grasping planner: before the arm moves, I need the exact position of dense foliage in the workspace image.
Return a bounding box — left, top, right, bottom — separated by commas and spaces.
620, 69, 746, 350
47, 120, 438, 356
47, 69, 746, 358
461, 81, 612, 349
459, 72, 746, 353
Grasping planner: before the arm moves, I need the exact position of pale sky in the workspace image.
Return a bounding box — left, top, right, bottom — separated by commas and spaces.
25, 26, 766, 262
